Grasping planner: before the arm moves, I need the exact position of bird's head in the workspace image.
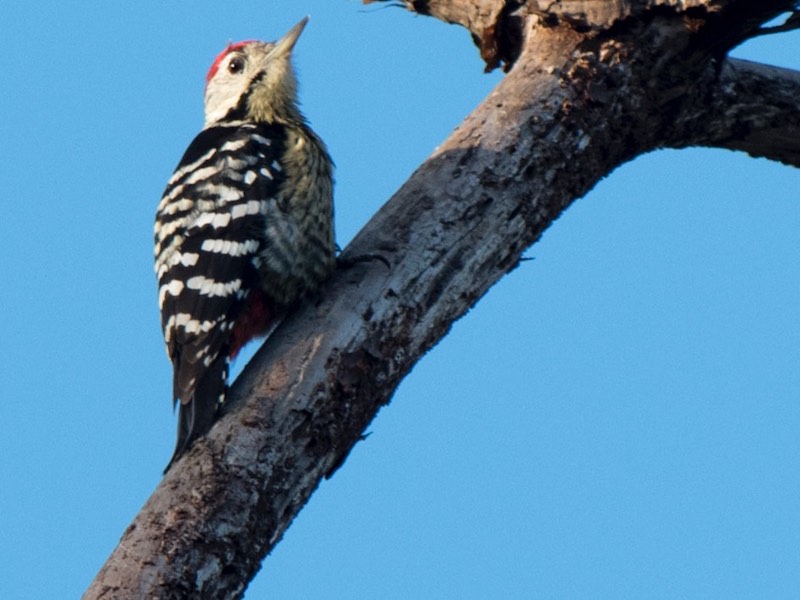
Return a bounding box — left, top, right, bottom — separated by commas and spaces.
203, 16, 308, 127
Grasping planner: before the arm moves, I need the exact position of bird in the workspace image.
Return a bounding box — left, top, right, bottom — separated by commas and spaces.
154, 16, 335, 471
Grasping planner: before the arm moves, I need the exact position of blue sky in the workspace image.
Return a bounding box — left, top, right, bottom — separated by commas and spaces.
1, 2, 798, 598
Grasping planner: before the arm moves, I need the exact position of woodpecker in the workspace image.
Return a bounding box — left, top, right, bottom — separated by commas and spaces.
154, 17, 335, 471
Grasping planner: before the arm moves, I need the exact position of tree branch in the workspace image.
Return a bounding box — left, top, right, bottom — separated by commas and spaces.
366, 0, 799, 70
673, 59, 800, 165
85, 1, 799, 598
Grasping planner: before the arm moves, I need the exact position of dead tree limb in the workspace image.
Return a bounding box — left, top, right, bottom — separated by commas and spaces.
85, 1, 799, 598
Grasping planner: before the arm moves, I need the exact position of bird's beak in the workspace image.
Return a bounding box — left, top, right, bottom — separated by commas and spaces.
272, 16, 309, 57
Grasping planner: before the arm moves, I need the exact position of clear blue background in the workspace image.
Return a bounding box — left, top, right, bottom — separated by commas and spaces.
1, 2, 798, 598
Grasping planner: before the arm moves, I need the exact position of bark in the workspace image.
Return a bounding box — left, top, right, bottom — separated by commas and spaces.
85, 1, 799, 598
676, 58, 800, 165
366, 0, 800, 72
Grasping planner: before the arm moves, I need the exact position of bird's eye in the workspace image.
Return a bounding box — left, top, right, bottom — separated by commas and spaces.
228, 56, 245, 74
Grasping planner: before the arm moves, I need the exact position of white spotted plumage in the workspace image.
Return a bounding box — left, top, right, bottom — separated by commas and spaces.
155, 17, 335, 472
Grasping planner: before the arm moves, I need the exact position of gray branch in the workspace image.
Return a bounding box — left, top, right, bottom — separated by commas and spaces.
85, 1, 799, 598
675, 59, 800, 165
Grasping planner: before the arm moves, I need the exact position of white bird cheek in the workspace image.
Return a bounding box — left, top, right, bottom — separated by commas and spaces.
204, 78, 242, 126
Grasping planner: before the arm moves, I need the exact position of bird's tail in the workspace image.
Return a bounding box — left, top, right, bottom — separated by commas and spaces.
164, 352, 229, 473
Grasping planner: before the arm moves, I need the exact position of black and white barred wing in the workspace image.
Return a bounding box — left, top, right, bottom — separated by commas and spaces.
154, 124, 284, 408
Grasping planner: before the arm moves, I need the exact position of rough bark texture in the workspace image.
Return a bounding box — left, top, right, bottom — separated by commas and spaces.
85, 1, 799, 598
366, 0, 800, 71
677, 58, 800, 164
